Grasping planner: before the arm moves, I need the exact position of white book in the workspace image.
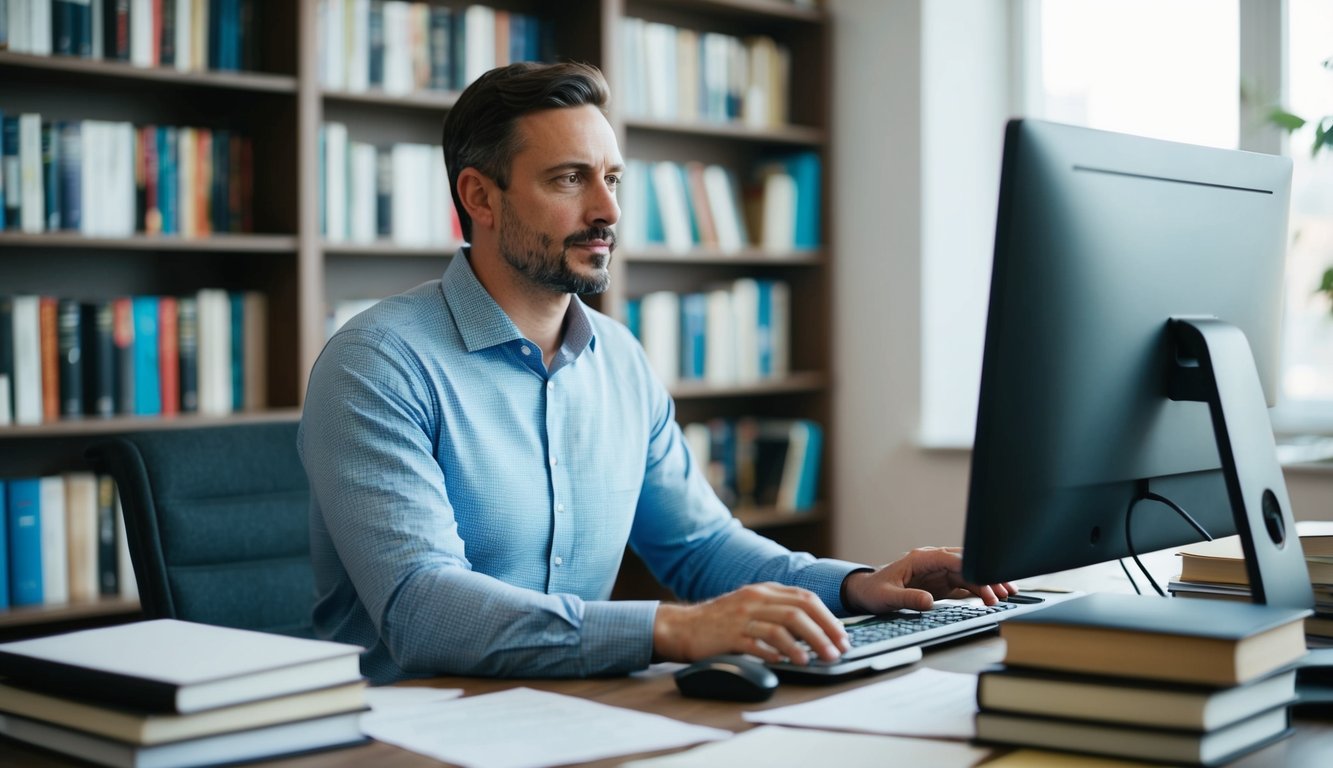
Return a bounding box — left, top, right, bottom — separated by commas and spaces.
617, 159, 648, 251
18, 113, 43, 233
114, 489, 138, 601
11, 294, 43, 426
770, 280, 790, 379
348, 141, 377, 242
322, 0, 346, 89
639, 290, 680, 386
63, 471, 100, 603
381, 1, 412, 95
7, 0, 29, 53
78, 120, 100, 235
130, 0, 151, 66
651, 161, 692, 253
110, 121, 136, 236
702, 165, 745, 253
322, 122, 348, 242
28, 0, 51, 56
40, 475, 69, 606
0, 374, 11, 426
391, 143, 434, 246
174, 0, 192, 71
0, 620, 365, 714
704, 287, 737, 385
178, 127, 197, 237
462, 5, 496, 87
683, 422, 712, 475
91, 0, 104, 60
676, 28, 700, 123
730, 278, 760, 383
617, 18, 645, 117
191, 0, 208, 71
196, 288, 232, 416
429, 145, 450, 244
347, 0, 370, 92
643, 22, 677, 119
758, 169, 796, 252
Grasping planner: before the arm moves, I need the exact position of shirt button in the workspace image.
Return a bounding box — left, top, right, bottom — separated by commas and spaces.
553, 556, 564, 566
521, 346, 531, 356
547, 381, 554, 391
555, 503, 565, 513
550, 456, 558, 466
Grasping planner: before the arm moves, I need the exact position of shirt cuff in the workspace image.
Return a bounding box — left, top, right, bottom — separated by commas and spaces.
791, 558, 875, 616
579, 600, 659, 675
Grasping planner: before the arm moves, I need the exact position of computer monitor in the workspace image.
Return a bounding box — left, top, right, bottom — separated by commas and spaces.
961, 119, 1313, 611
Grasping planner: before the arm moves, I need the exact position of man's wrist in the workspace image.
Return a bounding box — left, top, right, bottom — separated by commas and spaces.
839, 567, 875, 615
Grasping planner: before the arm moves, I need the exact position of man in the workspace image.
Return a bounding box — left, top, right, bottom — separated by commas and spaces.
299, 62, 1014, 684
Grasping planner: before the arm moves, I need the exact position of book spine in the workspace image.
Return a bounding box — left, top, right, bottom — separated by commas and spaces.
96, 475, 119, 596
2, 114, 19, 229
0, 296, 13, 426
64, 472, 99, 603
176, 295, 198, 412
158, 295, 179, 415
0, 479, 7, 609
82, 300, 116, 417
112, 296, 135, 415
229, 291, 244, 411
10, 295, 43, 425
131, 295, 161, 415
58, 121, 81, 232
39, 475, 68, 606
57, 298, 83, 418
0, 651, 182, 712
6, 477, 43, 607
39, 296, 60, 423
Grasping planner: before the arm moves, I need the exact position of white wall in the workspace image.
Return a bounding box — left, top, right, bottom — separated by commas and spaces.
827, 0, 1332, 567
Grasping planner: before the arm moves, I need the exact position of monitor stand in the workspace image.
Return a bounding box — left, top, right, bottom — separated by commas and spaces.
1168, 318, 1333, 700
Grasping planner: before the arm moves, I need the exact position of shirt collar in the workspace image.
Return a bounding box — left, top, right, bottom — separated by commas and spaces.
442, 247, 598, 358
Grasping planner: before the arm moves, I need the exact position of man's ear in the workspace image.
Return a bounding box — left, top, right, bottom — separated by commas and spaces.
457, 168, 498, 233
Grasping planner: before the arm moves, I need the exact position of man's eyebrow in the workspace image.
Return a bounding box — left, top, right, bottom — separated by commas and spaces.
541, 161, 627, 175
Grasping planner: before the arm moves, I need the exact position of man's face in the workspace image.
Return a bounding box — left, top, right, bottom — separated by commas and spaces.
497, 104, 623, 295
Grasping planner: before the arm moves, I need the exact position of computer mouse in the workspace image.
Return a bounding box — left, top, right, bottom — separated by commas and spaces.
673, 654, 778, 702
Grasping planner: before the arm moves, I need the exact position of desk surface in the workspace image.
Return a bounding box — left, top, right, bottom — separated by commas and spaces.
2, 632, 1331, 768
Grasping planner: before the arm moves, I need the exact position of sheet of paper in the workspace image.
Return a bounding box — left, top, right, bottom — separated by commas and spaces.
622, 725, 991, 768
359, 686, 730, 768
742, 668, 978, 739
363, 686, 463, 712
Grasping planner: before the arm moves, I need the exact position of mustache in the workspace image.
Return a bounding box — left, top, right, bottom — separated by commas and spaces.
564, 227, 617, 249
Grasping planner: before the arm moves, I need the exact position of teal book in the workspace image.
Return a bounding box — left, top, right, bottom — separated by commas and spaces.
784, 150, 821, 249
229, 292, 244, 411
1001, 592, 1311, 686
131, 296, 161, 416
6, 477, 42, 607
0, 479, 7, 609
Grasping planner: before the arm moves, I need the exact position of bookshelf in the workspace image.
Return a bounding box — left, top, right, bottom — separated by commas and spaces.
0, 0, 831, 619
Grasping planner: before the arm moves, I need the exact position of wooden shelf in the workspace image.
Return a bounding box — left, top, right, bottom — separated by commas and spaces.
323, 240, 462, 257
0, 232, 299, 252
0, 51, 297, 93
668, 372, 827, 400
632, 0, 827, 24
622, 246, 824, 265
733, 504, 827, 530
623, 116, 825, 146
0, 409, 303, 439
322, 88, 460, 110
0, 597, 140, 629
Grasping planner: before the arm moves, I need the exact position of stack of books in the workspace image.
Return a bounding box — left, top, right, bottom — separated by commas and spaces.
1170, 522, 1333, 642
0, 620, 369, 768
974, 593, 1310, 766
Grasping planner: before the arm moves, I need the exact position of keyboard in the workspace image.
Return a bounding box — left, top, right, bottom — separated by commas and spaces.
767, 593, 1062, 681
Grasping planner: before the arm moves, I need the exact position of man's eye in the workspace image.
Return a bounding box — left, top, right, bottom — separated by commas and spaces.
562, 173, 581, 184
606, 175, 621, 188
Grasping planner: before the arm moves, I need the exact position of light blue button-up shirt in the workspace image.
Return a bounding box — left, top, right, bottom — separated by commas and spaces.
299, 250, 864, 683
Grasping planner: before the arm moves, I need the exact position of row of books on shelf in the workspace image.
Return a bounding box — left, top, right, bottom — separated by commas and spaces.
0, 290, 266, 426
1168, 522, 1333, 640
684, 417, 821, 514
617, 18, 791, 129
0, 473, 137, 610
0, 620, 368, 767
618, 153, 820, 254
1, 0, 255, 73
626, 278, 789, 387
0, 112, 254, 237
320, 123, 459, 246
975, 592, 1309, 765
319, 0, 551, 96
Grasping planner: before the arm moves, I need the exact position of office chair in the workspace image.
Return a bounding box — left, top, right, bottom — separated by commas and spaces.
86, 420, 316, 638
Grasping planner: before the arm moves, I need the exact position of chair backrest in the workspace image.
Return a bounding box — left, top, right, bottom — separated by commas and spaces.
86, 421, 315, 637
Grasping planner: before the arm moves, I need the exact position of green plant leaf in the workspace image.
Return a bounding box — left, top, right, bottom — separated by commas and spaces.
1316, 117, 1333, 157
1319, 267, 1333, 294
1269, 108, 1308, 132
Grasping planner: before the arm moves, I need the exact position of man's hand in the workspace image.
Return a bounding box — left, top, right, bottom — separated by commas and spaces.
841, 546, 1018, 615
652, 582, 851, 666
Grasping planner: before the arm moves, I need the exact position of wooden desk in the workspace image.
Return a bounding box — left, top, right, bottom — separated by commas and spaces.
3, 631, 1331, 767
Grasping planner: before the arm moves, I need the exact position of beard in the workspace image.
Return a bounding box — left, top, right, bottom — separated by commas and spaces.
498, 196, 615, 296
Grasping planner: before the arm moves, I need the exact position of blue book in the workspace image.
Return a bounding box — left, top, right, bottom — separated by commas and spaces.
791, 420, 823, 512
41, 122, 60, 232
624, 298, 641, 341
131, 296, 162, 416
2, 114, 19, 229
368, 2, 385, 87
0, 109, 6, 230
230, 292, 245, 411
427, 6, 453, 90
0, 479, 8, 610
643, 166, 664, 245
784, 151, 822, 249
755, 280, 774, 378
6, 477, 42, 607
679, 292, 707, 380
158, 126, 178, 235
58, 121, 81, 232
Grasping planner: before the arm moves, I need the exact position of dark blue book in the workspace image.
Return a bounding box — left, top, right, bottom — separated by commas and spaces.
229, 292, 244, 411
0, 109, 6, 231
41, 122, 60, 232
81, 300, 116, 418
428, 6, 452, 91
112, 297, 135, 415
159, 0, 176, 67
58, 121, 81, 232
6, 478, 43, 607
679, 292, 707, 381
104, 0, 130, 61
74, 0, 92, 58
53, 0, 77, 56
57, 298, 83, 417
212, 129, 230, 233
176, 296, 199, 413
2, 113, 19, 229
368, 1, 385, 87
0, 479, 7, 609
131, 296, 161, 415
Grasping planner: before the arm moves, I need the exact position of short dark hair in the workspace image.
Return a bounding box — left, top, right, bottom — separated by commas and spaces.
442, 62, 611, 242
